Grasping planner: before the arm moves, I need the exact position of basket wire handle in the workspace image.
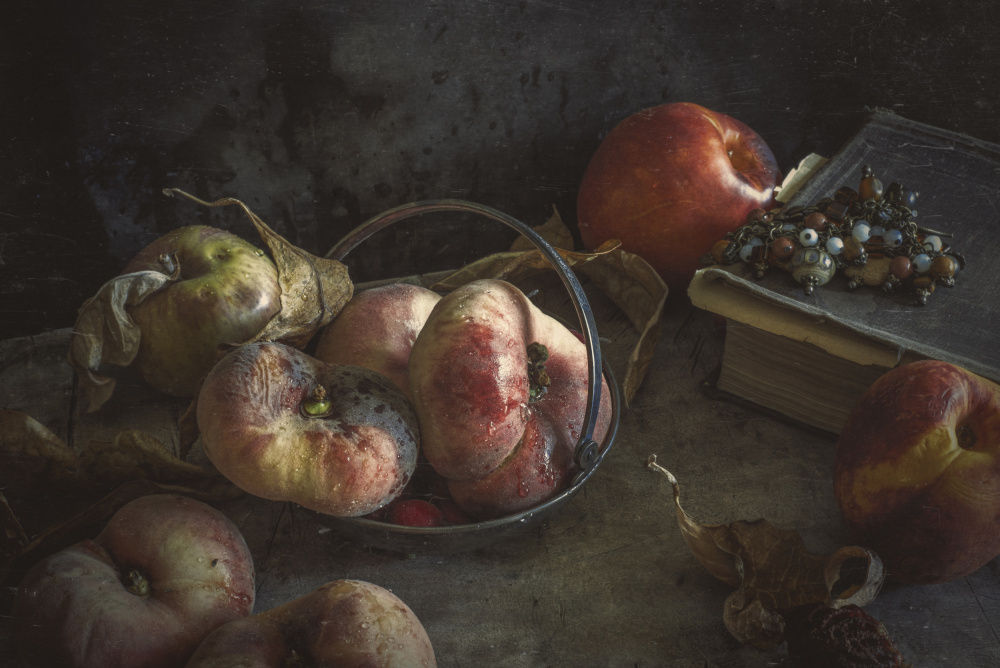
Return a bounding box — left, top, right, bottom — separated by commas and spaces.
325, 199, 604, 475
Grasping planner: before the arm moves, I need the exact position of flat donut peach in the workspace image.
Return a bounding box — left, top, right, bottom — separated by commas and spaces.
196, 342, 419, 517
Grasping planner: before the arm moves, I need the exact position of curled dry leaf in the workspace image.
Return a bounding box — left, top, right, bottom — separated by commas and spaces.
646, 455, 884, 650
430, 208, 666, 406
66, 269, 179, 413
509, 205, 575, 252
578, 249, 666, 409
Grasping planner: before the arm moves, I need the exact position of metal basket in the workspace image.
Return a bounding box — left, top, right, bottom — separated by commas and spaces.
325, 199, 621, 554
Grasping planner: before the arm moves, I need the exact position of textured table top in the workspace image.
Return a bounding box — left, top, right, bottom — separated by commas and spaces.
1, 284, 997, 668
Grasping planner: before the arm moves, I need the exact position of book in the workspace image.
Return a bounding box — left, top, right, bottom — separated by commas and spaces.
688, 109, 1000, 434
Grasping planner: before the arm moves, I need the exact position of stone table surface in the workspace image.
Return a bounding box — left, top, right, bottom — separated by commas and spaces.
1, 280, 998, 668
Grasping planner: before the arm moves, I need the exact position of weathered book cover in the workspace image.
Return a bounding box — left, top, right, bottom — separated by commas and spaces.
691, 109, 1000, 392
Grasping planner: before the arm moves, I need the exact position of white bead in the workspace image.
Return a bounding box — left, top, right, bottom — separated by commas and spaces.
852, 223, 871, 242
825, 237, 845, 255
913, 253, 933, 273
870, 225, 886, 238
799, 229, 819, 246
781, 223, 798, 232
739, 237, 763, 262
883, 229, 904, 248
923, 235, 943, 251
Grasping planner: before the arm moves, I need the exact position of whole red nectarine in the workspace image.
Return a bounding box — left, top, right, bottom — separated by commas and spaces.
577, 102, 782, 291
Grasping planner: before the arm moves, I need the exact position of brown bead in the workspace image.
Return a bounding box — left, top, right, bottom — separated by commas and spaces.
890, 255, 913, 280
711, 239, 731, 264
913, 275, 936, 291
745, 208, 767, 224
803, 212, 829, 231
930, 255, 957, 279
769, 236, 796, 262
834, 186, 860, 206
842, 236, 865, 261
860, 175, 884, 201
824, 201, 849, 223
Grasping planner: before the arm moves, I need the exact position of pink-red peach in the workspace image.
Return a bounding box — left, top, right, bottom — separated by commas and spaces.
15, 494, 255, 668
196, 342, 419, 517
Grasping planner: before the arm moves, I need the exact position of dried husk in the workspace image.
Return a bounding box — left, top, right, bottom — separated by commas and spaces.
67, 270, 179, 413
646, 455, 885, 650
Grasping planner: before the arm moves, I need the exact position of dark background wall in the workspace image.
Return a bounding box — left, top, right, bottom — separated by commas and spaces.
2, 0, 998, 341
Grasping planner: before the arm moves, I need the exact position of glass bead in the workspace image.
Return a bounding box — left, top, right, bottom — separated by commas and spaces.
711, 239, 731, 264
869, 225, 885, 238
890, 255, 913, 279
746, 208, 767, 224
824, 201, 849, 223
852, 223, 871, 243
825, 237, 845, 255
900, 189, 918, 208
799, 229, 819, 246
913, 253, 932, 273
781, 223, 798, 232
883, 229, 904, 247
842, 236, 865, 262
930, 255, 957, 278
769, 236, 796, 262
804, 212, 828, 231
923, 235, 943, 252
739, 237, 763, 262
860, 175, 884, 201
834, 186, 860, 206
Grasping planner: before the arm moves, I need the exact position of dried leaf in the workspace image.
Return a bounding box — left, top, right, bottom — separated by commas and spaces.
578, 250, 667, 408
646, 455, 884, 650
163, 189, 354, 349
65, 269, 178, 413
509, 206, 574, 252
428, 241, 620, 293
0, 409, 89, 485
80, 430, 235, 492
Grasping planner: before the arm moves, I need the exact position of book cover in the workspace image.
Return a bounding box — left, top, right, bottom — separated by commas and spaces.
691, 109, 1000, 390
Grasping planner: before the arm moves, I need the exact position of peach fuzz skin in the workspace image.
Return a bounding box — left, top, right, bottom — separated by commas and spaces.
196, 342, 419, 517
834, 360, 1000, 584
577, 102, 781, 290
185, 579, 436, 668
15, 494, 255, 668
409, 279, 613, 519
314, 282, 441, 398
123, 225, 281, 397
